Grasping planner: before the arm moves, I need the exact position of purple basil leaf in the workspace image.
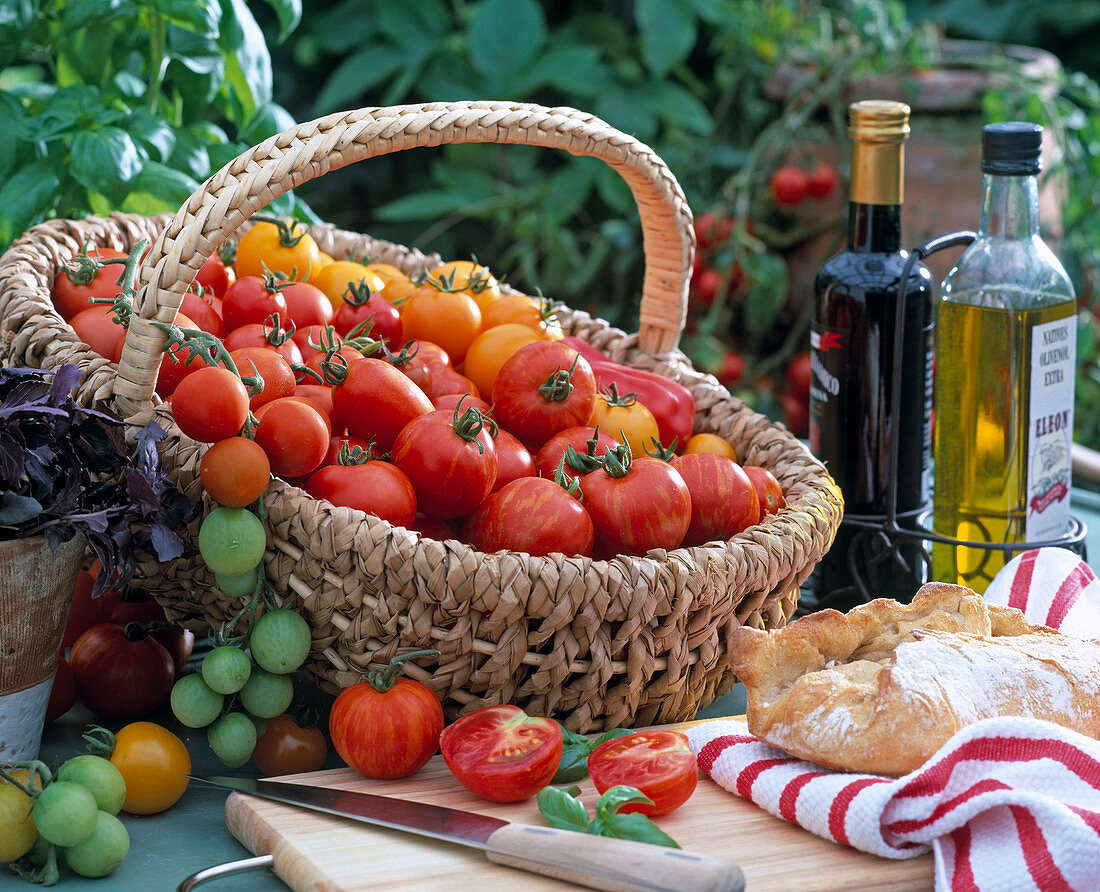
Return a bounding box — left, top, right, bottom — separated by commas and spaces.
147, 524, 185, 561
0, 491, 42, 525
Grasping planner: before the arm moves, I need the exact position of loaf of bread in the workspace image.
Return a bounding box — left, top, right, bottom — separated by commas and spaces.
729, 582, 1100, 776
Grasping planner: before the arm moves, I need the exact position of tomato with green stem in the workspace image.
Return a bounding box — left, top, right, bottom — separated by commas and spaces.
329, 650, 444, 779
588, 383, 661, 460
304, 445, 417, 527
332, 356, 434, 452
533, 426, 620, 484
224, 321, 304, 367
171, 366, 250, 443
235, 216, 321, 281
280, 279, 334, 330
70, 304, 126, 362
86, 722, 191, 815
170, 673, 224, 728
333, 280, 403, 351
461, 475, 594, 557
250, 608, 312, 675
52, 246, 129, 321
743, 465, 785, 520
440, 704, 562, 803
221, 274, 290, 332
587, 729, 698, 816
201, 644, 252, 694
33, 781, 98, 847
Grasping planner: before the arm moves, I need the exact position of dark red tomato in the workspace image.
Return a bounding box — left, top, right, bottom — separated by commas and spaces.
491, 428, 535, 492
151, 626, 195, 676
670, 453, 760, 546
180, 289, 225, 338
223, 323, 303, 367
391, 406, 497, 520
157, 313, 209, 397
406, 514, 457, 540
743, 465, 785, 520
281, 280, 335, 331
70, 304, 126, 362
221, 276, 289, 332
391, 352, 434, 396
716, 350, 746, 388
491, 341, 597, 450
461, 477, 593, 557
69, 622, 176, 720
305, 458, 417, 526
171, 366, 250, 442
45, 654, 76, 723
587, 729, 698, 816
770, 165, 810, 207
439, 704, 562, 803
196, 251, 232, 299
782, 391, 809, 438
533, 426, 620, 484
806, 161, 839, 198
785, 351, 812, 397
579, 455, 691, 557
332, 357, 434, 453
333, 290, 402, 352
52, 246, 129, 321
329, 657, 444, 779
229, 346, 297, 411
253, 713, 328, 777
101, 588, 165, 626
691, 266, 723, 307
62, 566, 104, 648
254, 398, 330, 479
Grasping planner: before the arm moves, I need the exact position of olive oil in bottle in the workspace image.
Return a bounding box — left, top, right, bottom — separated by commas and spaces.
932, 122, 1076, 591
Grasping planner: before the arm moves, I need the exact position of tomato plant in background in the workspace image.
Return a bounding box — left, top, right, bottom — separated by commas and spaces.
587, 729, 698, 816
440, 704, 563, 802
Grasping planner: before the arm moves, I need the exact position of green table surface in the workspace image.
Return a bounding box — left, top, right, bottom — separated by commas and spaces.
25, 488, 1100, 891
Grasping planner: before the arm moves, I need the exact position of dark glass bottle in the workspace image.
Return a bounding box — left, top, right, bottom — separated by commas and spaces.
808, 99, 935, 610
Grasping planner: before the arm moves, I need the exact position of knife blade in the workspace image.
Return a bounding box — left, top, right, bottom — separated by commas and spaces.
191, 774, 745, 892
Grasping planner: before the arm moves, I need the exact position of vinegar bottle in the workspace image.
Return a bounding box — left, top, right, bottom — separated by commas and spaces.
932, 122, 1076, 592
809, 99, 935, 610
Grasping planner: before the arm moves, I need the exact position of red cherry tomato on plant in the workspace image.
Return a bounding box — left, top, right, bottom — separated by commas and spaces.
156, 312, 208, 398
769, 165, 810, 207
171, 366, 250, 442
253, 713, 328, 777
587, 729, 698, 816
743, 465, 785, 520
806, 161, 839, 198
716, 349, 746, 388
329, 652, 444, 779
461, 476, 594, 556
693, 211, 734, 252
439, 704, 562, 802
670, 453, 760, 546
782, 391, 809, 438
69, 622, 176, 720
785, 351, 812, 397
199, 436, 272, 507
229, 346, 297, 411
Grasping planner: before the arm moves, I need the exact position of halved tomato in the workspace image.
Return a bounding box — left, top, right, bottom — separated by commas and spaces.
586, 729, 698, 816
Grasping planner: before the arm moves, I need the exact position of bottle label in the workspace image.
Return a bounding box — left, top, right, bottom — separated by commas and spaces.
1026, 314, 1075, 540
807, 326, 845, 456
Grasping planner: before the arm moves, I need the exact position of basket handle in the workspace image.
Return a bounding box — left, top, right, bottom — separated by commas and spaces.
113, 101, 696, 418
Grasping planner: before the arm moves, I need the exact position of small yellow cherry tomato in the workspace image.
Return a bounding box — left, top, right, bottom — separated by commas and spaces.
589, 386, 661, 459
109, 722, 191, 815
0, 770, 39, 862
311, 260, 387, 312
682, 432, 738, 462
235, 218, 322, 282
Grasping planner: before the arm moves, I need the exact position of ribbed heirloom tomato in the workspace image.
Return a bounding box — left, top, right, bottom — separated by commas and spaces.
461, 476, 594, 557
332, 357, 434, 452
671, 452, 760, 545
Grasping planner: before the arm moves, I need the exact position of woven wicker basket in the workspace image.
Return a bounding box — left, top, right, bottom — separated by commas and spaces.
0, 102, 842, 733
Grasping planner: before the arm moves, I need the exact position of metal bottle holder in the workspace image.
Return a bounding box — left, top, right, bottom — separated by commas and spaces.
803, 230, 1088, 613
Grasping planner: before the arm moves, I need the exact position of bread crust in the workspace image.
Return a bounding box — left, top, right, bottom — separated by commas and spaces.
730, 582, 1100, 776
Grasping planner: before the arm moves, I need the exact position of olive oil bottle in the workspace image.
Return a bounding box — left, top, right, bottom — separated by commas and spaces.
932, 122, 1076, 591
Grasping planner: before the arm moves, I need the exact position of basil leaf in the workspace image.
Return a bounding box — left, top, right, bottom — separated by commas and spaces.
604, 812, 681, 849
594, 728, 635, 746
70, 127, 144, 205
0, 491, 43, 526
536, 787, 590, 833
551, 726, 595, 784
259, 0, 302, 43
594, 785, 654, 823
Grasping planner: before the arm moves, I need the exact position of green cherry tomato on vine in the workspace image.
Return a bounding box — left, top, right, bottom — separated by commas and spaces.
62, 811, 130, 878
32, 780, 98, 847
56, 755, 126, 815
201, 645, 252, 695
208, 712, 258, 768
215, 566, 260, 598
249, 609, 312, 675
198, 506, 266, 576
239, 667, 295, 719
170, 673, 225, 728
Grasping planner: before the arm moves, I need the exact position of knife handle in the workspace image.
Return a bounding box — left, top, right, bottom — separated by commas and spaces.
485, 823, 745, 892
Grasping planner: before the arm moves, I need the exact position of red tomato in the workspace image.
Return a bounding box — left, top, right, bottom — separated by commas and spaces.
180, 289, 225, 338
171, 366, 250, 442
461, 477, 593, 556
52, 246, 129, 321
406, 340, 452, 375
434, 392, 492, 416
717, 350, 746, 387
305, 457, 417, 526
491, 342, 598, 449
440, 705, 562, 802
406, 514, 457, 540
150, 626, 195, 676
533, 426, 620, 484
587, 729, 698, 816
743, 465, 785, 520
253, 713, 328, 777
256, 394, 333, 437
391, 405, 498, 520
321, 434, 375, 467
254, 398, 330, 478
770, 165, 810, 207
430, 367, 480, 401
333, 289, 402, 352
199, 436, 271, 507
280, 280, 335, 330
223, 323, 303, 367
156, 312, 209, 398
785, 351, 812, 397
691, 266, 723, 307
69, 622, 176, 720
101, 588, 165, 626
782, 391, 809, 438
70, 304, 126, 361
329, 654, 444, 779
390, 352, 434, 396
579, 454, 691, 557
229, 346, 297, 411
298, 344, 366, 386
221, 276, 289, 332
491, 428, 535, 492
670, 453, 759, 545
196, 251, 232, 298
62, 566, 104, 648
806, 161, 839, 198
332, 357, 434, 453
693, 211, 734, 252
45, 654, 76, 723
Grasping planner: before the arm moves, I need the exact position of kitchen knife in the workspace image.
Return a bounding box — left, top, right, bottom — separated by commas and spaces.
191, 774, 745, 892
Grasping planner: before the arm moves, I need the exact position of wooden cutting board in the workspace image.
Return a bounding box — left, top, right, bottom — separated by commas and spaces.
225, 719, 934, 892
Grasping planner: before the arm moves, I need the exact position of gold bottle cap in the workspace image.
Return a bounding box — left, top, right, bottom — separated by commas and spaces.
848, 99, 911, 143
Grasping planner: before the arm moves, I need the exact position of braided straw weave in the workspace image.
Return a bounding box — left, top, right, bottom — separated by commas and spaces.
0, 102, 843, 732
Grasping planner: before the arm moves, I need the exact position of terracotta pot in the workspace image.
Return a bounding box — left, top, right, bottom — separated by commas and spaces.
0, 534, 85, 760
768, 40, 1065, 306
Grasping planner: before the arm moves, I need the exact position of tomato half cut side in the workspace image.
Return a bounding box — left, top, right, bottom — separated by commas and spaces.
439, 704, 562, 802
586, 729, 698, 816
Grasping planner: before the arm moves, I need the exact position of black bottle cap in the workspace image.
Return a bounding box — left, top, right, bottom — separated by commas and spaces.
981, 122, 1042, 175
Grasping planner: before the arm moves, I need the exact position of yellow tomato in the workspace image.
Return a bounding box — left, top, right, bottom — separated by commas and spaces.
310, 260, 387, 312
480, 292, 562, 338
365, 262, 406, 282
235, 219, 322, 282
589, 389, 661, 459
110, 722, 191, 815
463, 323, 546, 398
401, 287, 482, 364
0, 770, 39, 862
682, 432, 738, 462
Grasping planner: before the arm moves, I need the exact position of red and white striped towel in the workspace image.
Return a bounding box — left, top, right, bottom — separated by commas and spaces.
689, 547, 1100, 891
